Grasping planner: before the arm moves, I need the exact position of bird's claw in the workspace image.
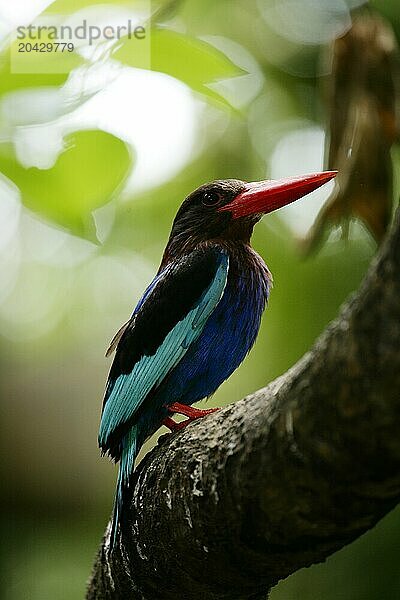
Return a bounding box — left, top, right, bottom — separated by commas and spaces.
162, 416, 189, 432
162, 403, 220, 432
168, 402, 220, 419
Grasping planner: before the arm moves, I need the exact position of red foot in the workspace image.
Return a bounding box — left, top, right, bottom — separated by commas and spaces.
162, 403, 220, 432
168, 402, 220, 419
162, 417, 188, 432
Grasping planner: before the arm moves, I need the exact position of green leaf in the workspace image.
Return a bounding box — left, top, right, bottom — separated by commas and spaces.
45, 0, 132, 12
9, 36, 82, 75
0, 130, 132, 240
0, 46, 76, 98
113, 28, 246, 106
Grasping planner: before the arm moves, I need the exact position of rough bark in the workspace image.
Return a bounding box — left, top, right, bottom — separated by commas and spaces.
87, 210, 400, 600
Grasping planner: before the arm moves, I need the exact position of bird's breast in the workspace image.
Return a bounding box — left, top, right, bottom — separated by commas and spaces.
214, 247, 271, 364
154, 245, 272, 406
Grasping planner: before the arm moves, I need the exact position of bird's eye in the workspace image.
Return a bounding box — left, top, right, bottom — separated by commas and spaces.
202, 191, 222, 207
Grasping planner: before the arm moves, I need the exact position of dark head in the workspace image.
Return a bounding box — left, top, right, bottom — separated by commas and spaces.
164, 171, 337, 259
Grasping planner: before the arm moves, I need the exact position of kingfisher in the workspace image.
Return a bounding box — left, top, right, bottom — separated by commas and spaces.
99, 170, 336, 549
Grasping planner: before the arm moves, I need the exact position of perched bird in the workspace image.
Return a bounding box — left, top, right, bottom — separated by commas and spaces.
99, 170, 336, 549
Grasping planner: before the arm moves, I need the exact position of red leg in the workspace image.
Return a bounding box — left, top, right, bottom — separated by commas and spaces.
162, 417, 188, 432
163, 403, 220, 434
168, 402, 220, 419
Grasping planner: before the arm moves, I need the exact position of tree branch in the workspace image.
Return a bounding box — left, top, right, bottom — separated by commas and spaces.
87, 210, 400, 600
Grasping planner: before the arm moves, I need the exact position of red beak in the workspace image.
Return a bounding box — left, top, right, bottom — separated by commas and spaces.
219, 171, 337, 218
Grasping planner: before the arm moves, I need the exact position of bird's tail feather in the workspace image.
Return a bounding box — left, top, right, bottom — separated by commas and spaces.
109, 426, 139, 552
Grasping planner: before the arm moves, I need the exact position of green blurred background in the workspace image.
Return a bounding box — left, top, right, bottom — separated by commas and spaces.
1, 0, 400, 598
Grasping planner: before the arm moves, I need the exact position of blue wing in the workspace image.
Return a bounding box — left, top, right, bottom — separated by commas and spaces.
99, 248, 229, 458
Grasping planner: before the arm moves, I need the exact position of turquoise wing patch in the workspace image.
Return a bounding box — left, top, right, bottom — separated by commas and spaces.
99, 252, 229, 447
